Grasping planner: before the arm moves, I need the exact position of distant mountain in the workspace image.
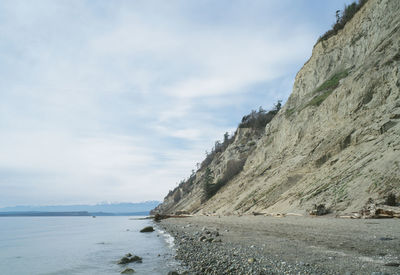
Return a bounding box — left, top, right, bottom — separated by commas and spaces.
0, 201, 160, 215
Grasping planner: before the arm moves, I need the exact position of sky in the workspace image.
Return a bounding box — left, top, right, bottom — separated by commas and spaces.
0, 0, 354, 207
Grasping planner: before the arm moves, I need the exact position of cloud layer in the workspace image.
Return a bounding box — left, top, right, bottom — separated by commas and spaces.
0, 0, 352, 206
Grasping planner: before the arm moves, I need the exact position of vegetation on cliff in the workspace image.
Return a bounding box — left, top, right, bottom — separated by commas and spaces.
203, 159, 246, 200
239, 101, 281, 129
306, 69, 349, 107
201, 101, 281, 169
154, 0, 400, 216
318, 0, 368, 42
163, 101, 282, 207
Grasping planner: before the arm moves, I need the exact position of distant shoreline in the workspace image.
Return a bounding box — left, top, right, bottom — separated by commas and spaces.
0, 211, 149, 217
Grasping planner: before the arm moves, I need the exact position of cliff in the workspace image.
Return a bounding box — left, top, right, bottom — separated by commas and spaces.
153, 0, 400, 216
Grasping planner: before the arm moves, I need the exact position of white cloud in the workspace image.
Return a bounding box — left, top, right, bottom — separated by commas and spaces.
0, 0, 347, 206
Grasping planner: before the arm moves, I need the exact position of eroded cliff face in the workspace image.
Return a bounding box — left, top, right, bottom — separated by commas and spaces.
152, 127, 263, 215
154, 0, 400, 215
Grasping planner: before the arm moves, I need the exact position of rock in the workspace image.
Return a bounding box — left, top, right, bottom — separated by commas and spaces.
384, 262, 400, 267
140, 226, 154, 233
118, 255, 143, 265
167, 272, 180, 275
248, 258, 255, 264
121, 268, 135, 274
309, 204, 329, 216
118, 257, 131, 264
198, 236, 206, 242
379, 237, 394, 241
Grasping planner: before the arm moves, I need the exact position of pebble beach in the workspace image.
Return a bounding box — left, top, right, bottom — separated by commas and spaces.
159, 215, 400, 275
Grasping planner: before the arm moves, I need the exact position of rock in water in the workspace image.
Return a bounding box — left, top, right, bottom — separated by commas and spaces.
140, 226, 155, 233
121, 268, 135, 274
118, 255, 143, 264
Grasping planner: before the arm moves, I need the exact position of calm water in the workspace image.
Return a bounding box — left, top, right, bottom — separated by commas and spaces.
0, 216, 179, 275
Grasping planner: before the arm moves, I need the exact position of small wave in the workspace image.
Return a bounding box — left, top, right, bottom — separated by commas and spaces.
157, 229, 175, 248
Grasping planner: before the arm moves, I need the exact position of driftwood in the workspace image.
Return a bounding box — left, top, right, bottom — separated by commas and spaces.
152, 213, 191, 221
265, 213, 286, 217
338, 213, 361, 219
175, 210, 190, 215
286, 213, 304, 217
252, 212, 266, 216
360, 200, 400, 219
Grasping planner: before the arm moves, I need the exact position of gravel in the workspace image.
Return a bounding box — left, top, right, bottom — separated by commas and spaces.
158, 215, 400, 275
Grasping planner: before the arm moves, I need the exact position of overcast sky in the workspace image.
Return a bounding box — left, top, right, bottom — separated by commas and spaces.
0, 0, 353, 207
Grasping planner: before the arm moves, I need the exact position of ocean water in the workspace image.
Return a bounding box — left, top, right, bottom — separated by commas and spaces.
0, 216, 179, 275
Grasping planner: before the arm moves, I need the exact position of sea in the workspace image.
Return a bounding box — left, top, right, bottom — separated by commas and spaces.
0, 216, 180, 275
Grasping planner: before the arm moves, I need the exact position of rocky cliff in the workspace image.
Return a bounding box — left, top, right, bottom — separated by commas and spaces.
153, 0, 400, 216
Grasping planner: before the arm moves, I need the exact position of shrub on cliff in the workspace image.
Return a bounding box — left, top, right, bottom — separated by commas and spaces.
200, 101, 281, 170
239, 101, 281, 130
173, 190, 181, 203
203, 168, 215, 200
386, 193, 397, 206
203, 159, 245, 200
318, 0, 368, 42
200, 132, 236, 169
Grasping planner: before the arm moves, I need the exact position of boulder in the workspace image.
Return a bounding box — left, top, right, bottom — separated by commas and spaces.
198, 236, 206, 242
309, 204, 328, 216
140, 226, 154, 233
118, 255, 142, 265
121, 268, 135, 274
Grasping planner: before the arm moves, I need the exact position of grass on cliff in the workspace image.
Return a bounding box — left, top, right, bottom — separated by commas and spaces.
313, 70, 349, 94
306, 69, 349, 107
285, 108, 296, 118
286, 69, 350, 117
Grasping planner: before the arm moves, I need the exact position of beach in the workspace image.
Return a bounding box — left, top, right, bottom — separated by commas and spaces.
159, 215, 400, 275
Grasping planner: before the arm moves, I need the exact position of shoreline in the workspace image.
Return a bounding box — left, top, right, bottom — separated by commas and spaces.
158, 215, 400, 275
